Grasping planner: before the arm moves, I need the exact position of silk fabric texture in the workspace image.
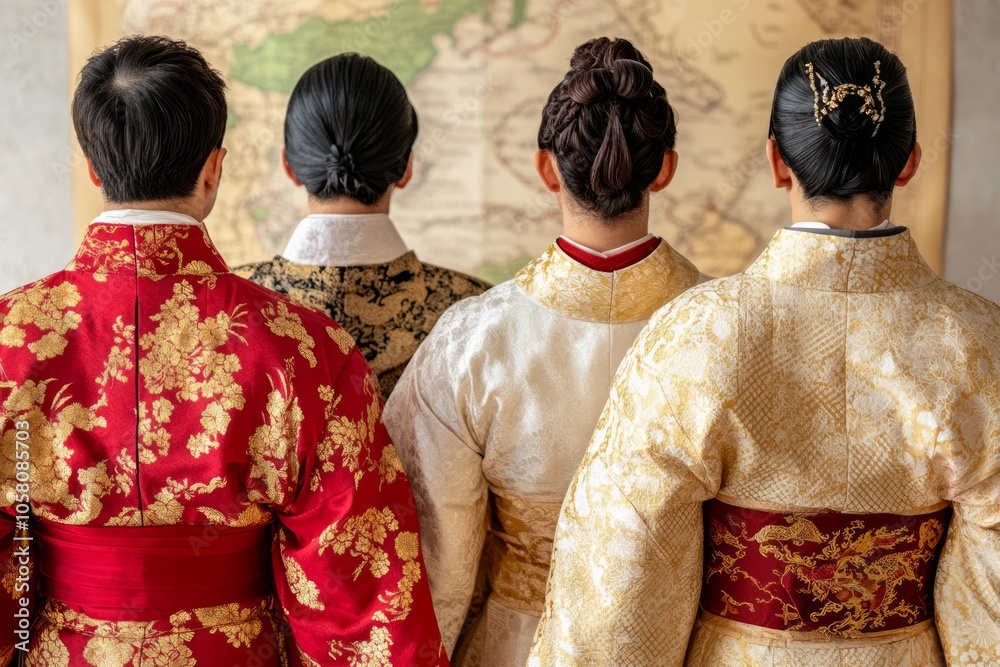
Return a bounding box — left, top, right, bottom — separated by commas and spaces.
529, 228, 1000, 666
235, 216, 490, 400
0, 223, 447, 666
384, 240, 706, 666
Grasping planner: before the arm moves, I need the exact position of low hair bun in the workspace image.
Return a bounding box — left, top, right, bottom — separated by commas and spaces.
769, 38, 915, 207
818, 94, 879, 142
284, 53, 418, 206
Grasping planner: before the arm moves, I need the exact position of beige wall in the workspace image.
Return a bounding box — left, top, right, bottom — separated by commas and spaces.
944, 0, 1000, 303
0, 0, 74, 294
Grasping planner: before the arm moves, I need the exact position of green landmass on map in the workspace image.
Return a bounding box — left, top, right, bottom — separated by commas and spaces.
230, 0, 485, 93
510, 0, 529, 28
477, 256, 531, 284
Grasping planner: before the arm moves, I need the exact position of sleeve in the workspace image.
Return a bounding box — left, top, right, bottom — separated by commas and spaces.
933, 360, 1000, 666
382, 315, 489, 656
529, 304, 724, 666
264, 346, 449, 667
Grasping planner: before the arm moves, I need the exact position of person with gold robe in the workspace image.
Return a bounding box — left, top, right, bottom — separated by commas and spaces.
529, 36, 1000, 667
384, 37, 707, 667
235, 54, 489, 400
0, 36, 447, 666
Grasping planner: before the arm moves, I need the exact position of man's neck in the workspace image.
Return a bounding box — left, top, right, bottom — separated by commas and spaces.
103, 198, 205, 222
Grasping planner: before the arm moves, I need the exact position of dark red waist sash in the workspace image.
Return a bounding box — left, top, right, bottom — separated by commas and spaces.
701, 499, 950, 637
36, 519, 273, 620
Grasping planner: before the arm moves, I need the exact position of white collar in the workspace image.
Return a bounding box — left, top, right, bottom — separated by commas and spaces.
790, 220, 894, 231
92, 209, 202, 226
281, 214, 409, 267
557, 233, 657, 259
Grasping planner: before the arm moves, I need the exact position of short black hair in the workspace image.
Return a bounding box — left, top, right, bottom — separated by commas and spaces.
284, 53, 418, 206
72, 35, 227, 203
769, 37, 916, 208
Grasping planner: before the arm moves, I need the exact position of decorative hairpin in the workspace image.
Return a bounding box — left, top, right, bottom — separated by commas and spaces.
806, 60, 886, 137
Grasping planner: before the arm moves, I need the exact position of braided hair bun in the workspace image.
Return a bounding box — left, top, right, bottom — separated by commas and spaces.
538, 37, 677, 219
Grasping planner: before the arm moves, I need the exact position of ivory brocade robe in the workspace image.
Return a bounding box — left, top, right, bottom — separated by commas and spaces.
0, 223, 448, 666
234, 216, 490, 400
529, 228, 1000, 666
384, 241, 704, 666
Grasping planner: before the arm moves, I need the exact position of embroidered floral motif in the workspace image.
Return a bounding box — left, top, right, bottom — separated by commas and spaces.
328, 626, 393, 667
0, 281, 82, 362
319, 507, 399, 579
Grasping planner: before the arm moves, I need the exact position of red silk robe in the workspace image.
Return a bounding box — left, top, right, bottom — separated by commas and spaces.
0, 222, 448, 666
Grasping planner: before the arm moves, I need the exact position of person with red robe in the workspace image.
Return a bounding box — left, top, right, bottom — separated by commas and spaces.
0, 35, 447, 667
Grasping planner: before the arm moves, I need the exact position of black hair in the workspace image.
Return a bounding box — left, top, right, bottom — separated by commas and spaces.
538, 37, 677, 220
284, 54, 418, 206
72, 35, 227, 203
769, 37, 916, 207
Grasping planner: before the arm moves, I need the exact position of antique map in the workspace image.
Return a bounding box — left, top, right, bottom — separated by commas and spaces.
70, 0, 952, 280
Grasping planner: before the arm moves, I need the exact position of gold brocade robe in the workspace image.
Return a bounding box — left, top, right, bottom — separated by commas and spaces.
383, 241, 705, 666
529, 228, 1000, 666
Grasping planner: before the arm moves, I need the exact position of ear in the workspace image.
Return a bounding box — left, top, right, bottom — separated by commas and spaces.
85, 158, 102, 188
895, 141, 922, 187
203, 147, 226, 197
282, 148, 303, 187
766, 139, 793, 189
395, 152, 414, 190
534, 150, 561, 193
649, 150, 679, 192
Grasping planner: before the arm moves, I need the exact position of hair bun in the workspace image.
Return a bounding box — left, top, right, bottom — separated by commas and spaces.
611, 59, 653, 100
325, 143, 365, 193
818, 94, 878, 142
566, 68, 614, 105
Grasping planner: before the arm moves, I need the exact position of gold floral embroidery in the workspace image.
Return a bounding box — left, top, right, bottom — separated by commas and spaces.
312, 379, 381, 491
138, 281, 247, 461
82, 636, 134, 667
247, 373, 303, 506
515, 242, 702, 324
0, 380, 105, 514
194, 603, 264, 648
28, 624, 70, 667
318, 507, 398, 579
0, 281, 83, 361
263, 301, 317, 368
326, 325, 356, 355
377, 532, 422, 621
328, 626, 393, 667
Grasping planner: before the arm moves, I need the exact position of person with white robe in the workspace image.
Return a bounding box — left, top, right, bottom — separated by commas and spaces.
383, 37, 708, 667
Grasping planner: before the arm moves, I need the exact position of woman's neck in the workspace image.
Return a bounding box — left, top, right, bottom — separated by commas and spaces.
307, 195, 391, 216
560, 202, 651, 252
790, 195, 891, 231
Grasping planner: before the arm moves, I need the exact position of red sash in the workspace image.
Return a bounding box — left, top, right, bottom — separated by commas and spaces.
701, 499, 950, 636
36, 519, 273, 620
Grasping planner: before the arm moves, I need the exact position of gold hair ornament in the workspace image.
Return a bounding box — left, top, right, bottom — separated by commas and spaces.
806, 60, 886, 137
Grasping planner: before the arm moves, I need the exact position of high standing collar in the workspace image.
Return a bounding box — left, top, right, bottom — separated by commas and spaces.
281, 214, 409, 267
515, 240, 702, 323
746, 227, 936, 293
67, 223, 230, 276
